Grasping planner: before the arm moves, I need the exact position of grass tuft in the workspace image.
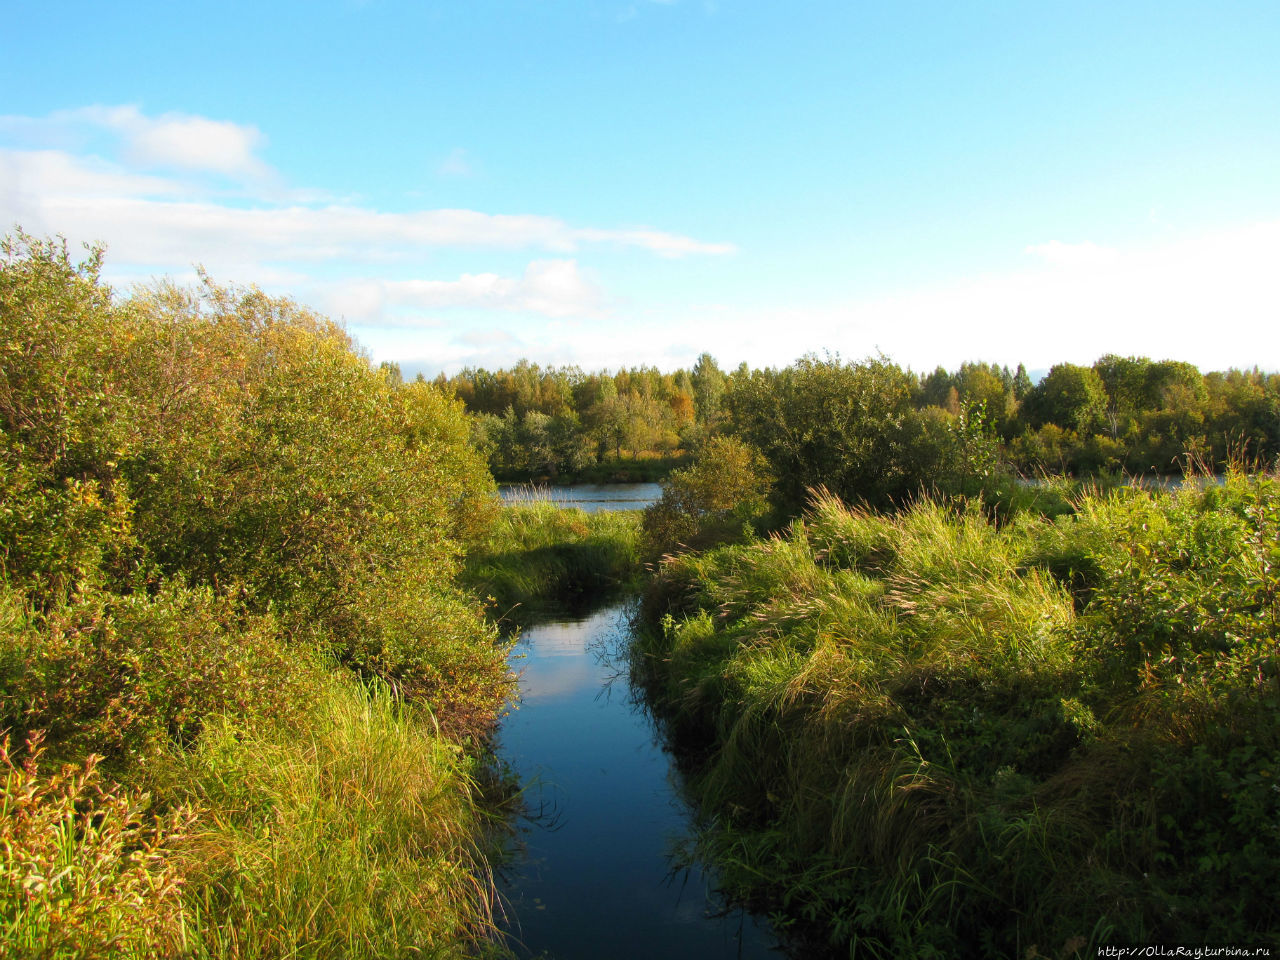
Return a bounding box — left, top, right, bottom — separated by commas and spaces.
0, 735, 190, 959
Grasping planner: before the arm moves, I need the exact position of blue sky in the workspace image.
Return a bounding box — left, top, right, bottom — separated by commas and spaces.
3, 0, 1278, 375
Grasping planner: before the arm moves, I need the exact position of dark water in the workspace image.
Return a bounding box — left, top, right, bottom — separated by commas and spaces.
498, 483, 662, 512
497, 603, 777, 960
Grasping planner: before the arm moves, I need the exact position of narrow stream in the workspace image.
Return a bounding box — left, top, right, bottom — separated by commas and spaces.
497, 602, 777, 959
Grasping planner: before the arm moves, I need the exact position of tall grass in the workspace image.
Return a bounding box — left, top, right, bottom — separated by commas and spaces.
1, 674, 510, 959
155, 673, 507, 959
635, 477, 1280, 956
463, 501, 642, 621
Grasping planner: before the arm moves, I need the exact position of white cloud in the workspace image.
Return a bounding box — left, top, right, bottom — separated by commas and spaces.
325, 281, 391, 324
127, 113, 267, 178
1025, 240, 1121, 268
577, 225, 736, 258
0, 127, 734, 274
516, 259, 603, 316
330, 259, 603, 323
458, 328, 522, 349
1, 149, 183, 203
1, 105, 270, 180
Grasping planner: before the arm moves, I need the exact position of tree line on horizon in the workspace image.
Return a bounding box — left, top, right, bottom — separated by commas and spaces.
429, 352, 1280, 484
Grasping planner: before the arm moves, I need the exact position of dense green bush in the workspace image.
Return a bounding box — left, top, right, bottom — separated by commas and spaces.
724, 355, 1003, 516
0, 582, 314, 770
0, 232, 513, 955
640, 436, 772, 559
1, 234, 511, 739
635, 479, 1280, 956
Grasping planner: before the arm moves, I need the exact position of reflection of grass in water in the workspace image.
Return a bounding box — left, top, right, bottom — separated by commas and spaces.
464, 503, 643, 625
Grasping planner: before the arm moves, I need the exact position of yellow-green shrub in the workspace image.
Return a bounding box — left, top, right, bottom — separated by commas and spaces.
0, 582, 315, 770
0, 736, 189, 959
640, 436, 771, 559
1, 231, 514, 956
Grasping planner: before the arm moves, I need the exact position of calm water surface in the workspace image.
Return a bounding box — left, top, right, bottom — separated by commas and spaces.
498, 483, 662, 512
497, 603, 777, 960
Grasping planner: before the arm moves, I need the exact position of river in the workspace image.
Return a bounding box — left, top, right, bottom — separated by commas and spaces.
497, 483, 663, 512
496, 601, 777, 959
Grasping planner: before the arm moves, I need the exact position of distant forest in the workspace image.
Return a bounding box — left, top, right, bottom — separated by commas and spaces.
412, 354, 1280, 483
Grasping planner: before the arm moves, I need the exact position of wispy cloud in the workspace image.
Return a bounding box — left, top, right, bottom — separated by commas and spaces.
326, 259, 604, 323
0, 105, 271, 181
1025, 240, 1121, 268
576, 225, 735, 258
1, 165, 735, 270
0, 106, 735, 276
1, 149, 184, 201
458, 328, 522, 349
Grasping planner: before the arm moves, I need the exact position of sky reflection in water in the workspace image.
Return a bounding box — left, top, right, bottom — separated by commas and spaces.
497, 603, 777, 960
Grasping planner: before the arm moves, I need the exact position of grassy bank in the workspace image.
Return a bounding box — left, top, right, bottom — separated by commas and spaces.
634, 476, 1280, 956
3, 671, 508, 959
1, 234, 514, 957
167, 674, 505, 959
463, 500, 643, 622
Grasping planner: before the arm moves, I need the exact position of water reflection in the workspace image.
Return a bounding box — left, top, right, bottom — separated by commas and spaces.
498, 482, 662, 512
498, 603, 777, 960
